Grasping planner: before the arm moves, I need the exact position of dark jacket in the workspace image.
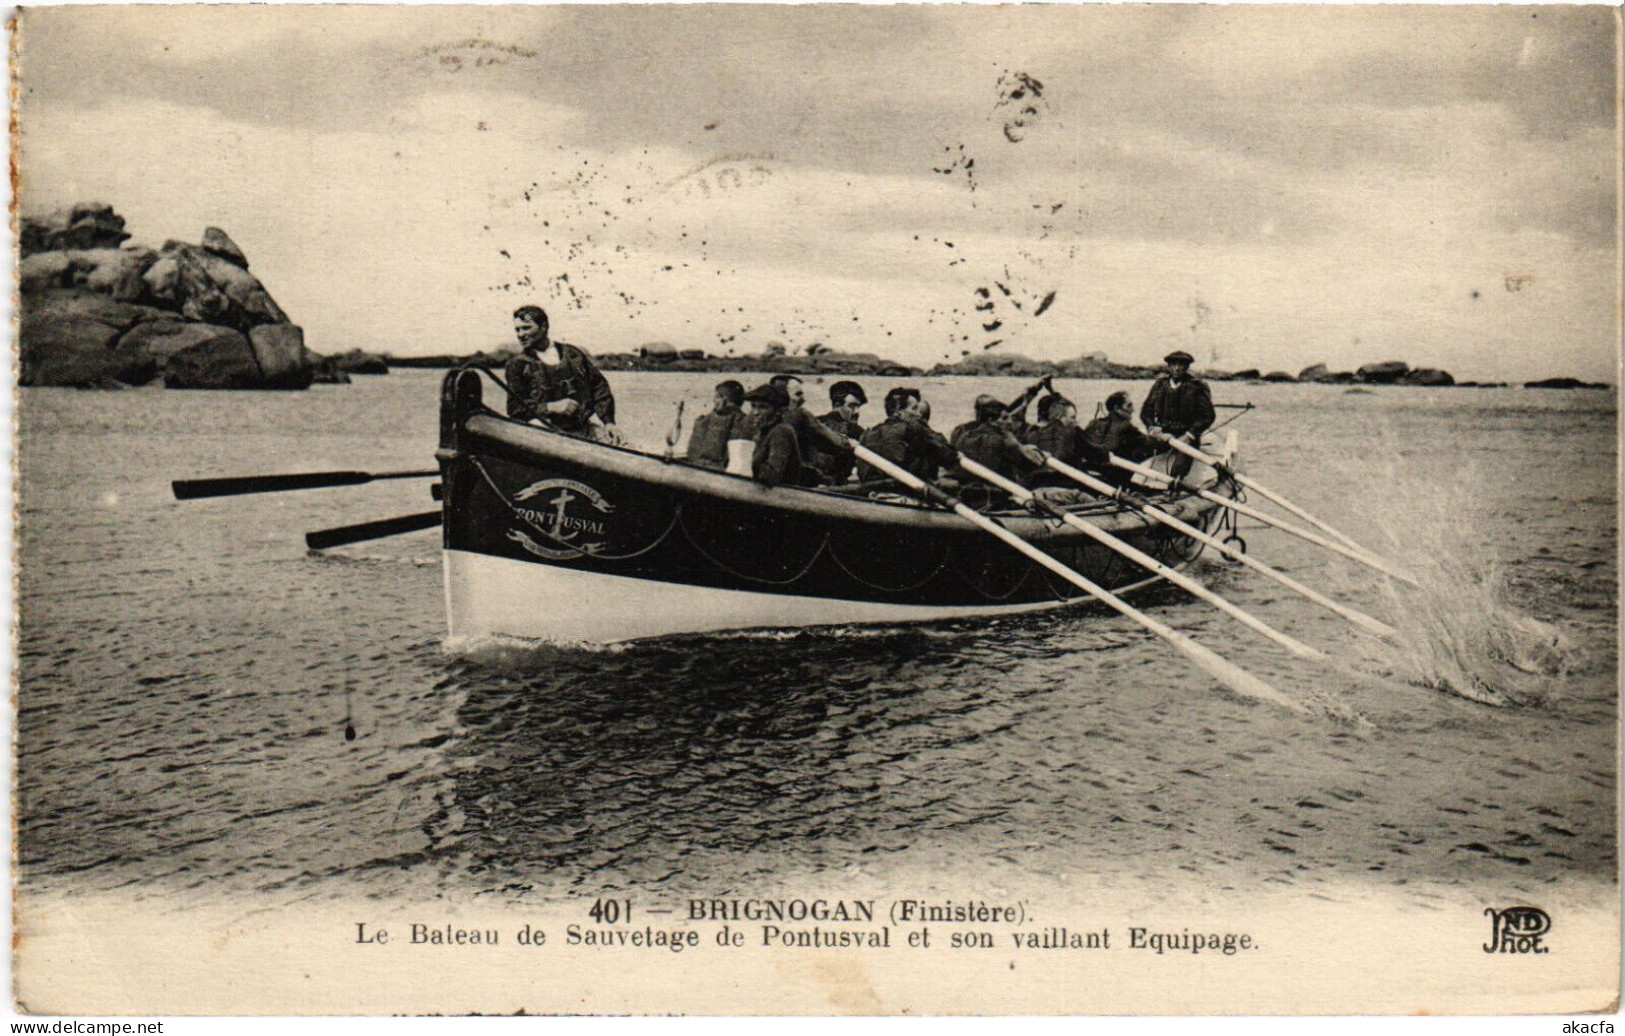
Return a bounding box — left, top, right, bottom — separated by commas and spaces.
504, 343, 615, 432
1142, 375, 1214, 438
685, 406, 750, 469
810, 411, 862, 483
1082, 414, 1159, 486
1024, 422, 1106, 488
752, 418, 803, 488
857, 417, 956, 484
950, 420, 1033, 482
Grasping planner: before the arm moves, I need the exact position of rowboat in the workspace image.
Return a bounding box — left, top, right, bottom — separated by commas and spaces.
436, 368, 1240, 644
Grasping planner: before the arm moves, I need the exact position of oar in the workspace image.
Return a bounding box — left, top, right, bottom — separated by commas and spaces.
1161, 436, 1408, 574
848, 441, 1303, 712
955, 455, 1324, 661
305, 510, 441, 551
663, 400, 686, 460
1036, 453, 1398, 639
1111, 454, 1421, 588
174, 469, 439, 500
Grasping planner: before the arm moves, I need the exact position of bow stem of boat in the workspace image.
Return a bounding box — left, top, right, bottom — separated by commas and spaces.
1037, 453, 1398, 640
954, 454, 1324, 662
848, 441, 1304, 712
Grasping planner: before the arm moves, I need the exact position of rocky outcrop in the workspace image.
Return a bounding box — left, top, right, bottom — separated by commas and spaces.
18, 204, 315, 390
1525, 377, 1611, 390
1356, 360, 1410, 384
1404, 368, 1455, 387
19, 202, 131, 255
327, 349, 390, 375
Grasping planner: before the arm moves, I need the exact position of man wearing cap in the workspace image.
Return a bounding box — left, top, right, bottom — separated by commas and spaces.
1142, 350, 1214, 478
744, 383, 803, 487
811, 380, 868, 484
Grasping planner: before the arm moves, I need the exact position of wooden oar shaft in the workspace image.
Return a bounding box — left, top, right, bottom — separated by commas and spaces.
1040, 455, 1397, 639
1161, 437, 1402, 569
1111, 455, 1421, 587
957, 455, 1323, 661
849, 443, 1302, 712
174, 469, 439, 500
305, 510, 441, 550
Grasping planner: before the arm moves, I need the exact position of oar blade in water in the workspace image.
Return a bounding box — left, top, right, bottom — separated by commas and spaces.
306, 510, 442, 551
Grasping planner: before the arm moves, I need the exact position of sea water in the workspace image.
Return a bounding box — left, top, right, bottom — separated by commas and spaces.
12, 371, 1618, 907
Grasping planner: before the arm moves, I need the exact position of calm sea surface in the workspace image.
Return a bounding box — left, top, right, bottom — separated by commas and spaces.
14, 370, 1619, 908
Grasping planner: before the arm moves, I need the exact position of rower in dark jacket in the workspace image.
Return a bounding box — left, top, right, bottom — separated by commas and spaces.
685, 380, 750, 469
811, 380, 867, 484
857, 387, 956, 486
1142, 350, 1214, 478
744, 383, 803, 488
1082, 391, 1161, 488
950, 395, 1044, 484
768, 374, 850, 486
1024, 395, 1106, 489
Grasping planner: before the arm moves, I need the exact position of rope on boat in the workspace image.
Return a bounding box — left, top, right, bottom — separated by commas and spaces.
469, 458, 680, 562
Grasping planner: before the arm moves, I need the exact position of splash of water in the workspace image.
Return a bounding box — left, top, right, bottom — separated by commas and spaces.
1325, 437, 1571, 707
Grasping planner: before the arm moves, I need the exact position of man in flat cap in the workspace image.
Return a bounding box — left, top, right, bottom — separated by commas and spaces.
1142, 349, 1214, 478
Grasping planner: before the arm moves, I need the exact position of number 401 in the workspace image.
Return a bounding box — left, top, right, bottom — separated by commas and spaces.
588, 898, 632, 924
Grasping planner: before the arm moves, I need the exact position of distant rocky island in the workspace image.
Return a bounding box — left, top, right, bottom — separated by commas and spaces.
388, 342, 1610, 391
18, 202, 389, 389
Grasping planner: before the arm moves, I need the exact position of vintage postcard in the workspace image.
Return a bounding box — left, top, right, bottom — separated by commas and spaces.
8, 2, 1620, 1019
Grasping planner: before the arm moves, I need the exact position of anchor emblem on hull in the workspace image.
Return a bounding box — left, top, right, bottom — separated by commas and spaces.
508, 478, 614, 560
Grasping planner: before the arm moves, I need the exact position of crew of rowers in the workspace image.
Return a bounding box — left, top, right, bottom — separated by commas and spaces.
684, 349, 1215, 498
501, 307, 1213, 503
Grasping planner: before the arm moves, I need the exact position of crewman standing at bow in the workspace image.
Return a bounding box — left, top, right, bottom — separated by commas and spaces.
1142, 350, 1214, 478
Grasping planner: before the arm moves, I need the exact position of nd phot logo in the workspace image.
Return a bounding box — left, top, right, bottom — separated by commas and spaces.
1483, 906, 1550, 954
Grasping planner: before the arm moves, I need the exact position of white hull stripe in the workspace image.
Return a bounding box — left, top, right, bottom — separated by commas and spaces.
443, 549, 1160, 645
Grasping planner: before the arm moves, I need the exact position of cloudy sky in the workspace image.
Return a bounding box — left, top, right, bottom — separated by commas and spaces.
15, 5, 1620, 381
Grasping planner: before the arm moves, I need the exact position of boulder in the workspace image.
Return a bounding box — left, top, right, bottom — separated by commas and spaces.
19, 202, 131, 255
23, 288, 175, 334
1525, 377, 1610, 390
163, 332, 264, 390
120, 320, 246, 367
1357, 360, 1410, 384
19, 251, 74, 293
70, 247, 158, 303
1231, 368, 1262, 380
328, 349, 390, 375
171, 245, 288, 330
1297, 363, 1331, 382
1404, 368, 1455, 387
201, 227, 250, 269
1262, 371, 1296, 382
310, 356, 354, 384
142, 255, 180, 304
